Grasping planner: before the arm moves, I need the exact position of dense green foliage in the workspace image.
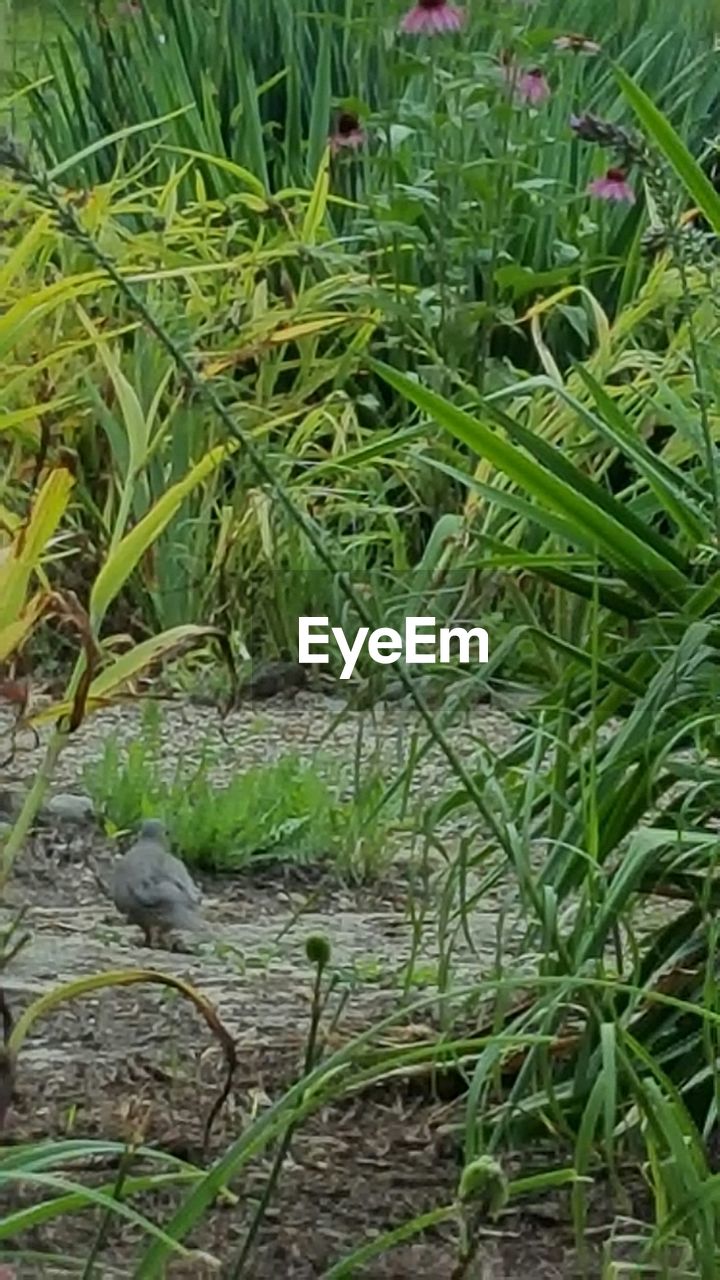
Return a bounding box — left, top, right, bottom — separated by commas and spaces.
3, 0, 720, 1274
83, 705, 397, 876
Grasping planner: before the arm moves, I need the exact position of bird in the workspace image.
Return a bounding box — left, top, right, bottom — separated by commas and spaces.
239, 659, 308, 702
111, 819, 203, 949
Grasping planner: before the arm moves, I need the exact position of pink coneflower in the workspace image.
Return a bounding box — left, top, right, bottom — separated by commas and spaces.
587, 168, 635, 204
399, 0, 465, 35
515, 68, 551, 106
329, 112, 366, 154
553, 33, 601, 54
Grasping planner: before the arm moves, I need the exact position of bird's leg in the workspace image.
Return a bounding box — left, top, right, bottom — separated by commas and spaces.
141, 924, 155, 948
167, 932, 193, 954
160, 929, 196, 955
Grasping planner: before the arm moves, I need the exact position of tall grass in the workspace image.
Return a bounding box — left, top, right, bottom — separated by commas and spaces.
14, 0, 719, 381
4, 0, 719, 640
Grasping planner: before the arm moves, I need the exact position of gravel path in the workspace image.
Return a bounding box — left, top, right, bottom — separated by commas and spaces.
0, 694, 625, 1276
1, 690, 522, 1095
3, 687, 520, 796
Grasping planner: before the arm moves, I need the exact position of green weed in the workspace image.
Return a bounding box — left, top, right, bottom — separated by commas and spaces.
83, 706, 399, 878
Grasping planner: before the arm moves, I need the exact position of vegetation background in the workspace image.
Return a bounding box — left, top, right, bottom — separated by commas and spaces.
2, 0, 720, 1275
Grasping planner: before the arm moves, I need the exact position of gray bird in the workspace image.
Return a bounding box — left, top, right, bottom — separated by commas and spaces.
111, 819, 203, 948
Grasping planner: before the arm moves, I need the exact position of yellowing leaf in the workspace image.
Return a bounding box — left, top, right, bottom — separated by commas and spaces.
78, 308, 149, 474
0, 212, 52, 294
521, 285, 611, 374
0, 505, 21, 534
530, 312, 563, 385
269, 315, 347, 343
29, 624, 218, 723
89, 442, 237, 626
301, 147, 330, 245
520, 286, 579, 322
0, 468, 74, 629
159, 145, 268, 200
0, 593, 48, 663
0, 397, 76, 436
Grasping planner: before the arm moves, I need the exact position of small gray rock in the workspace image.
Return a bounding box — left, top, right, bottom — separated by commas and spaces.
240, 660, 308, 701
43, 793, 95, 825
0, 789, 23, 819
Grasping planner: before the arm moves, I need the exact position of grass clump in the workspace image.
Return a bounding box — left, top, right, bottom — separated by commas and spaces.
83, 707, 396, 879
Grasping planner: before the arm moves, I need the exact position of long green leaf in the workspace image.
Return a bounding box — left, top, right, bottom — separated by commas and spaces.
616, 65, 720, 234
306, 23, 332, 180
89, 442, 236, 626
571, 366, 708, 544
47, 107, 194, 181
371, 361, 688, 599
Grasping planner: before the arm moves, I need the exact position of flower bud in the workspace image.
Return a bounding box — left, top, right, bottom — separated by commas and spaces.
305, 934, 331, 969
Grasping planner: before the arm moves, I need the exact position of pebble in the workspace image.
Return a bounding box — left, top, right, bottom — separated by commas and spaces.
0, 790, 22, 819
42, 794, 95, 825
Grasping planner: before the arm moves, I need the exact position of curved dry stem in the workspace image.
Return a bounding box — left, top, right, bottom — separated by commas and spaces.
6, 968, 237, 1146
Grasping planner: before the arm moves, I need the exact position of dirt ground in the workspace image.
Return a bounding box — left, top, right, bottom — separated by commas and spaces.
0, 694, 627, 1277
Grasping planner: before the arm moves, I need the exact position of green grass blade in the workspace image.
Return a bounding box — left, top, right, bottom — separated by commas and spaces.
371, 360, 688, 597
47, 106, 194, 181
616, 65, 720, 233
307, 22, 332, 181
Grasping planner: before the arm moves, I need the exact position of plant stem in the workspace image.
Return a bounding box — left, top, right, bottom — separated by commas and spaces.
81, 1142, 137, 1279
676, 254, 720, 552
0, 726, 67, 893
228, 958, 327, 1277
477, 84, 515, 392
